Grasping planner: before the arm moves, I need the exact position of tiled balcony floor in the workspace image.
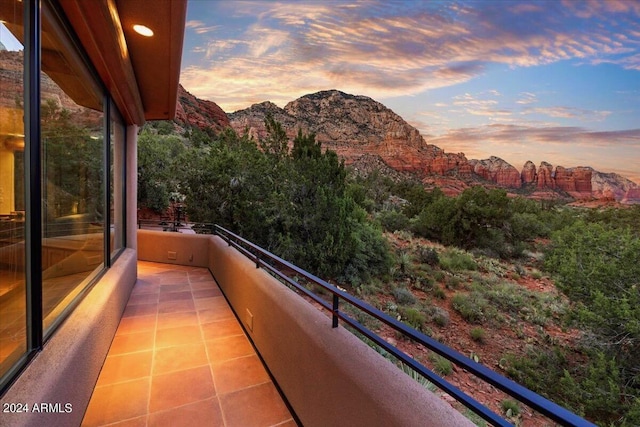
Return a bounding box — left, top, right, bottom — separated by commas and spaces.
82, 261, 297, 427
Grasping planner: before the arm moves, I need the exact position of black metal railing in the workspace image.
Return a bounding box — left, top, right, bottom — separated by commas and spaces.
212, 224, 595, 427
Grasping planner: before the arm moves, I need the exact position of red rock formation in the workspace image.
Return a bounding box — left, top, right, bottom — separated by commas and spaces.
554, 166, 576, 192
470, 156, 522, 188
175, 85, 230, 133
592, 170, 640, 202
230, 90, 475, 179
533, 163, 592, 198
521, 161, 537, 185
225, 88, 640, 201
622, 188, 640, 204
549, 166, 592, 198
568, 167, 592, 197
536, 162, 555, 189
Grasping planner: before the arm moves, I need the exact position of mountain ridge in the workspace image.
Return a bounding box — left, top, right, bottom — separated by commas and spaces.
179, 85, 639, 203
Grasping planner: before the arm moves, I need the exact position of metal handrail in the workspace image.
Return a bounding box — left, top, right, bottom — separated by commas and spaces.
213, 224, 595, 427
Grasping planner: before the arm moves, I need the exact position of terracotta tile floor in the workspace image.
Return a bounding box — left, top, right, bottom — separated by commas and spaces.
82, 261, 297, 427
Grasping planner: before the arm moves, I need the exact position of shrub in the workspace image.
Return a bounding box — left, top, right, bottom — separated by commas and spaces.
440, 249, 477, 271
414, 275, 435, 291
418, 247, 440, 266
432, 286, 446, 300
451, 293, 490, 324
433, 270, 445, 282
482, 282, 526, 315
431, 354, 453, 376
392, 287, 416, 305
470, 327, 486, 343
397, 251, 413, 275
501, 399, 520, 417
429, 306, 450, 327
378, 209, 410, 232
400, 307, 426, 330
445, 275, 462, 289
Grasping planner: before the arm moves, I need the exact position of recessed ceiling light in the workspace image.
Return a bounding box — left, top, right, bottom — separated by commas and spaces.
133, 24, 153, 37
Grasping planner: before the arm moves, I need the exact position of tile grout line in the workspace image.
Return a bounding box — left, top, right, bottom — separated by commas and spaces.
145, 266, 162, 427
193, 268, 229, 427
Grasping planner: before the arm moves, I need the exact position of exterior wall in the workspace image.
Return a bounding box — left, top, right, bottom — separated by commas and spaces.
0, 249, 137, 427
126, 125, 139, 250
137, 229, 210, 267
206, 235, 474, 427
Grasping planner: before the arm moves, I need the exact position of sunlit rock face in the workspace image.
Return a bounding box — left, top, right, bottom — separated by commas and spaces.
536, 162, 555, 190
175, 85, 230, 134
521, 161, 537, 185
554, 166, 592, 199
621, 188, 640, 204
592, 170, 640, 203
470, 156, 522, 188
229, 90, 476, 194
528, 163, 593, 199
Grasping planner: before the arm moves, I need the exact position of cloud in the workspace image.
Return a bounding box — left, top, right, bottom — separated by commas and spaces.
524, 106, 612, 121
186, 20, 219, 35
424, 124, 640, 181
180, 1, 640, 182
181, 0, 640, 111
516, 92, 538, 105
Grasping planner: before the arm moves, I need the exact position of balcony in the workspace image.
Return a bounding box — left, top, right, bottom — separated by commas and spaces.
1, 227, 594, 427
80, 229, 477, 427
81, 261, 295, 427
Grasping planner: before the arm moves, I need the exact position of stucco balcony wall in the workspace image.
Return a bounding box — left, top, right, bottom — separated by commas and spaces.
137, 229, 209, 268
135, 230, 472, 426
207, 234, 473, 426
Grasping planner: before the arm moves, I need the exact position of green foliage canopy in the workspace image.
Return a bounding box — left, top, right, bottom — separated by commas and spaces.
177, 119, 392, 286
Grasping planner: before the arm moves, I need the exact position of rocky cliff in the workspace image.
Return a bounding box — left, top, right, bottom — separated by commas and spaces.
592, 170, 640, 203
175, 85, 230, 134
469, 157, 522, 189
230, 90, 474, 194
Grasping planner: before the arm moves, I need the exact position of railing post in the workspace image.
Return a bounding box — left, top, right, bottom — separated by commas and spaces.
255, 249, 260, 268
332, 294, 339, 328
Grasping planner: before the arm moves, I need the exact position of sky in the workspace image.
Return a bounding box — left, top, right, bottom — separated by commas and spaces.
181, 0, 640, 183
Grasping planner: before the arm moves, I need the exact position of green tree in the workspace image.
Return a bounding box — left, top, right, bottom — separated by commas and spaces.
137, 126, 186, 212
41, 99, 103, 225
180, 120, 392, 286
545, 220, 640, 423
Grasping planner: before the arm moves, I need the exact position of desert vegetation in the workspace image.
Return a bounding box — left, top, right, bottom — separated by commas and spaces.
138, 119, 640, 426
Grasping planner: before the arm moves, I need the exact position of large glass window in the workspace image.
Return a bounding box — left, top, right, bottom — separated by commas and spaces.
0, 0, 127, 391
40, 1, 105, 334
0, 0, 26, 382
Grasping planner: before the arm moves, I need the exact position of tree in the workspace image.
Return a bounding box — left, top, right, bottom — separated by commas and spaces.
545, 221, 640, 422
137, 126, 186, 212
179, 120, 392, 286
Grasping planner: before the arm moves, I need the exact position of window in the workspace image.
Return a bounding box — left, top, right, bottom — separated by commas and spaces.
0, 0, 26, 383
40, 0, 105, 334
0, 0, 127, 389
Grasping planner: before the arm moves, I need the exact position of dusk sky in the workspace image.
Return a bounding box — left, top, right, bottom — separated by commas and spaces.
181, 1, 640, 183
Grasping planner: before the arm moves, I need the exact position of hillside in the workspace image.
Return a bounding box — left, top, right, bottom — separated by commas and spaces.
179, 85, 640, 203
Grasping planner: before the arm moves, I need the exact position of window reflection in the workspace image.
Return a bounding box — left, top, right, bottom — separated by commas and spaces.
40, 1, 105, 333
0, 0, 26, 380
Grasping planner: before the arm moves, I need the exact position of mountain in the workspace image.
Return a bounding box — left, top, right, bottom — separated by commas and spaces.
178, 87, 640, 203
175, 85, 229, 133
